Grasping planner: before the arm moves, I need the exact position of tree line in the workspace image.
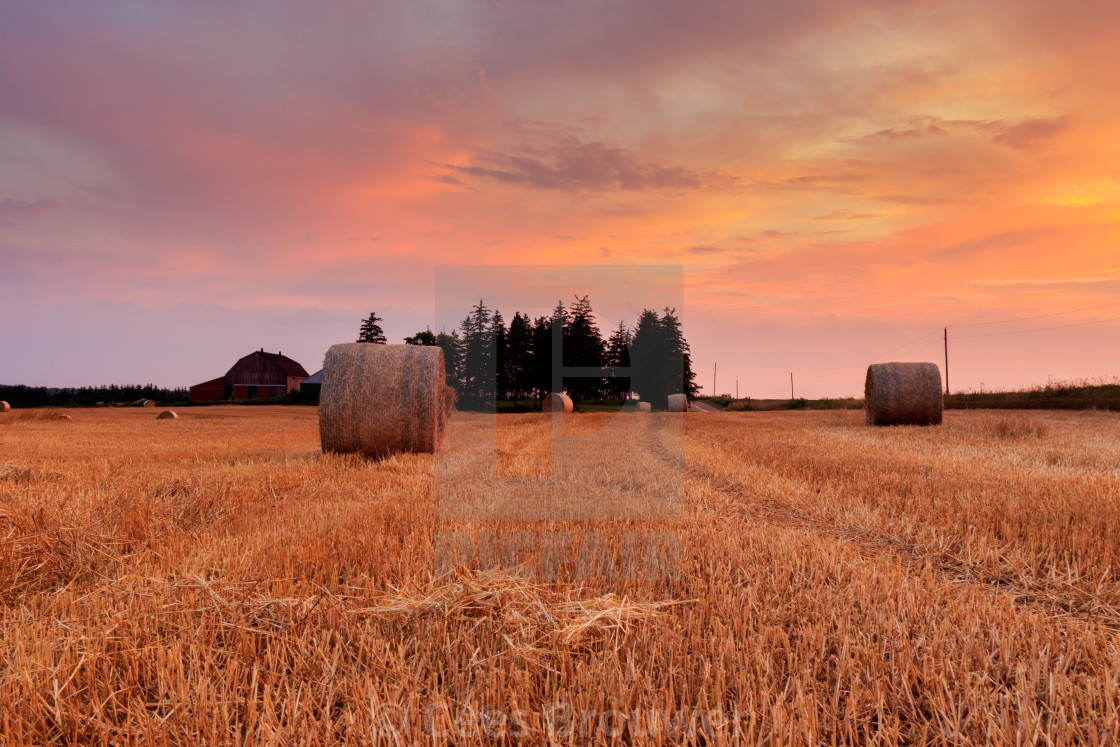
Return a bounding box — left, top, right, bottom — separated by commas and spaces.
0, 384, 189, 408
357, 296, 699, 410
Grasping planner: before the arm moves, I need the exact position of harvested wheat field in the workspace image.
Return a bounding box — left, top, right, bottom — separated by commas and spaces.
1, 405, 1118, 744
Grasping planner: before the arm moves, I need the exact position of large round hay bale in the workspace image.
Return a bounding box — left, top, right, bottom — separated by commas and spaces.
542, 392, 573, 413
636, 401, 652, 413
864, 362, 943, 426
319, 343, 454, 458
156, 410, 178, 420
0, 401, 9, 412
142, 399, 155, 408
667, 393, 688, 412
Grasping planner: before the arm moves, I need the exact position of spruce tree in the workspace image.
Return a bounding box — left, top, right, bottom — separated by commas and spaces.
357, 312, 387, 344
564, 295, 606, 404
605, 320, 633, 401
457, 300, 495, 408
492, 310, 509, 402
436, 331, 462, 393
530, 315, 555, 400
660, 307, 698, 399
506, 312, 533, 404
629, 309, 668, 408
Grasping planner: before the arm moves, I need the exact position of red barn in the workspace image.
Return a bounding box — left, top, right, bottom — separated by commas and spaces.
189, 350, 310, 402
189, 376, 226, 402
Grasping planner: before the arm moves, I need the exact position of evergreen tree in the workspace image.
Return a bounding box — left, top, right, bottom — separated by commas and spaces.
435, 331, 462, 394
629, 309, 668, 408
492, 309, 509, 402
660, 307, 699, 399
357, 312, 387, 344
563, 295, 606, 404
456, 300, 495, 408
604, 320, 633, 401
529, 315, 555, 400
506, 312, 534, 403
629, 307, 697, 408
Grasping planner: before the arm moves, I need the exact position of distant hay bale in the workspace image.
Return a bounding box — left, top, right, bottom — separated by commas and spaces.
319, 343, 454, 458
542, 392, 573, 413
156, 410, 178, 420
667, 394, 688, 412
864, 362, 943, 426
142, 399, 155, 408
637, 401, 652, 413
60, 413, 72, 421
0, 401, 9, 412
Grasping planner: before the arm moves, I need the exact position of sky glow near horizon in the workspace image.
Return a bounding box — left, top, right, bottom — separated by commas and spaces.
2, 1, 1119, 396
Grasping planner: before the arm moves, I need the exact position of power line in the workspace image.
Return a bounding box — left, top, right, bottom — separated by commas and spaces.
952, 315, 1120, 340
786, 305, 1119, 393
801, 329, 941, 375
952, 299, 1120, 327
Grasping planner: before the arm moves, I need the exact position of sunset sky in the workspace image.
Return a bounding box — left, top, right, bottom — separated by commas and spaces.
2, 0, 1119, 397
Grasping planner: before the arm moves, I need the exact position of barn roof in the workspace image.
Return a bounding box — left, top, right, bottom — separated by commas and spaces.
258, 352, 309, 378
302, 369, 323, 385
190, 376, 226, 389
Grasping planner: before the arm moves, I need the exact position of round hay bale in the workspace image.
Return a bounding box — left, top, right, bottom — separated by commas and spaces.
0, 401, 9, 412
142, 399, 155, 408
636, 401, 652, 413
667, 393, 688, 412
864, 362, 943, 426
319, 343, 454, 458
156, 410, 178, 420
542, 392, 573, 413
60, 413, 72, 421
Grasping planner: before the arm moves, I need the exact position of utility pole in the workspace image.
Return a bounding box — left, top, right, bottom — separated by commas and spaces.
735, 376, 739, 400
944, 327, 950, 396
790, 372, 794, 399
713, 362, 717, 397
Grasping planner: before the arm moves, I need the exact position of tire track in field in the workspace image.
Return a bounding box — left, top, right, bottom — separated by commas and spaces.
644, 421, 1120, 632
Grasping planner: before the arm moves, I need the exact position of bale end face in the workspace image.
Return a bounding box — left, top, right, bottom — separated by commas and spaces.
319, 343, 453, 458
156, 410, 178, 420
0, 401, 9, 413
864, 362, 943, 426
637, 401, 652, 413
542, 392, 573, 413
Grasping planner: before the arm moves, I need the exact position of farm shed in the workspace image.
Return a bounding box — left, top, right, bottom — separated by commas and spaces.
300, 370, 323, 395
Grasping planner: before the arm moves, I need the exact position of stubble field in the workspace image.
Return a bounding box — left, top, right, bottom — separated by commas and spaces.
0, 406, 1118, 744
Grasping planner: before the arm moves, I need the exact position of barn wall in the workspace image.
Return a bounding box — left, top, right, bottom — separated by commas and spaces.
190, 385, 224, 403
233, 383, 286, 400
